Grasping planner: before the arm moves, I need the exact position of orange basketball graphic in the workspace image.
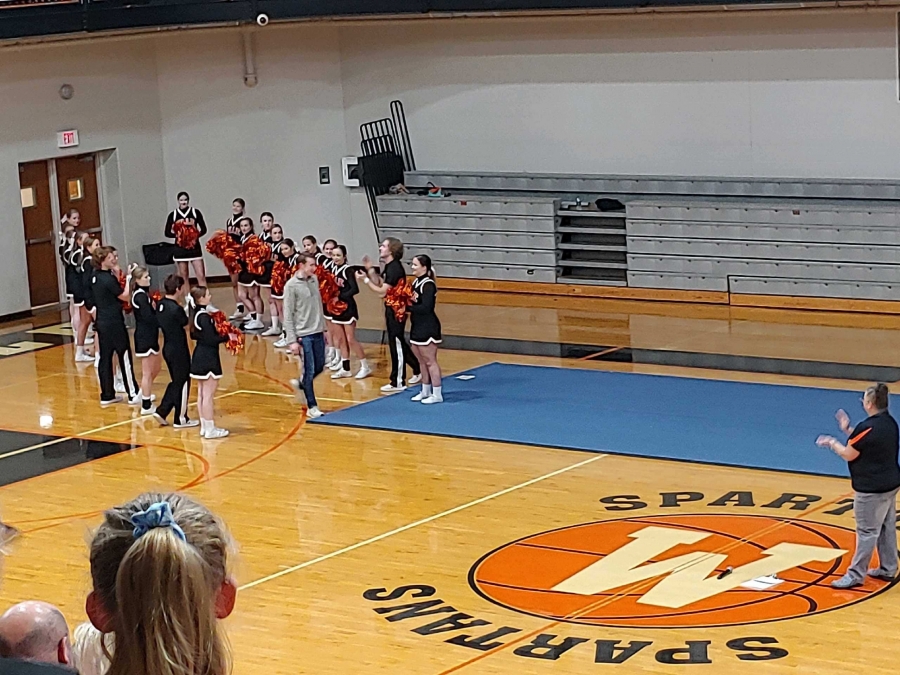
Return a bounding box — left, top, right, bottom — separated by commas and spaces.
470, 513, 895, 629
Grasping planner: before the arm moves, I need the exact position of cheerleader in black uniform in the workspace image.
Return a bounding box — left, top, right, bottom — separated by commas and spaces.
271, 239, 297, 349
259, 212, 275, 245
129, 266, 162, 414
189, 286, 230, 439
236, 217, 266, 331
164, 192, 208, 290
261, 224, 286, 337
329, 245, 371, 380
82, 237, 101, 369
153, 275, 196, 428
226, 198, 246, 320
154, 275, 198, 428
61, 211, 81, 351
70, 232, 93, 363
408, 254, 443, 404
91, 247, 140, 406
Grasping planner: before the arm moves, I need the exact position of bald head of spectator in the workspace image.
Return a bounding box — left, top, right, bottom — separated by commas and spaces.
0, 602, 71, 667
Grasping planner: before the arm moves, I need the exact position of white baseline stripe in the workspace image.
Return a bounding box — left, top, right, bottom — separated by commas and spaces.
239, 453, 607, 591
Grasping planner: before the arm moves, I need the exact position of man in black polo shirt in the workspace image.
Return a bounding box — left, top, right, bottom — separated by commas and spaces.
818, 383, 900, 588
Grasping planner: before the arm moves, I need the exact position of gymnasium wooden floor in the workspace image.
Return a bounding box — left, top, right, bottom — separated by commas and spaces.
0, 287, 896, 674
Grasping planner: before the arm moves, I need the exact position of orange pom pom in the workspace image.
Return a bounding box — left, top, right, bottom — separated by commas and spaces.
206, 230, 241, 275
240, 235, 271, 276
209, 310, 244, 355
385, 278, 414, 322
173, 220, 199, 250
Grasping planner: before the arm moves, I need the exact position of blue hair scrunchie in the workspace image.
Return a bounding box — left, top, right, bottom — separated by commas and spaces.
131, 502, 186, 542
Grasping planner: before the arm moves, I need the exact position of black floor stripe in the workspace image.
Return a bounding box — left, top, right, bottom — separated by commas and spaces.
0, 431, 137, 487
354, 329, 900, 381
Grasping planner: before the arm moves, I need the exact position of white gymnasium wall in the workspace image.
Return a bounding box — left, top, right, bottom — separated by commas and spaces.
339, 11, 900, 229
3, 11, 900, 313
154, 26, 356, 276
0, 39, 167, 316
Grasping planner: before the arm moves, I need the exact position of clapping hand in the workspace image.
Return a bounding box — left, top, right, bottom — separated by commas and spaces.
816, 435, 837, 449
361, 255, 373, 270
355, 269, 367, 281
835, 409, 851, 434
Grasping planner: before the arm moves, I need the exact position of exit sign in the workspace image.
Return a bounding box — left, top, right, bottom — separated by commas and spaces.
57, 130, 79, 148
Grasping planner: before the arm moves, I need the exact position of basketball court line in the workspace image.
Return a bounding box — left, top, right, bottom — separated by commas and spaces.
237, 453, 608, 592
436, 490, 856, 674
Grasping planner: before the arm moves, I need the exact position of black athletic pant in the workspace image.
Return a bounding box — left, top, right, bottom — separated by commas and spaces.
97, 321, 138, 402
385, 307, 420, 387
157, 347, 191, 425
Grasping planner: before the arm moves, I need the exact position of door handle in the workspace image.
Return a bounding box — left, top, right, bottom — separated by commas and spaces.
26, 237, 52, 245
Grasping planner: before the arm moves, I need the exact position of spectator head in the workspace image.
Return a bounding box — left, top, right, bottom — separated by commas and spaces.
0, 601, 71, 666
380, 238, 403, 262
864, 383, 890, 413
86, 493, 235, 675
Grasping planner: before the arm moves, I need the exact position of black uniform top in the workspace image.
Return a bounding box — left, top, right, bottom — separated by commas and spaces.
192, 308, 227, 348
848, 410, 900, 493
59, 237, 74, 265
260, 229, 273, 245
315, 252, 335, 272
131, 288, 159, 333
69, 248, 85, 297
92, 269, 125, 327
226, 215, 244, 242
80, 257, 95, 308
157, 298, 190, 354
334, 263, 360, 303
164, 207, 208, 241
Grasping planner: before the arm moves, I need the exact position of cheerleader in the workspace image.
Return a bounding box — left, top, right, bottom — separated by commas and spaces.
329, 245, 371, 380
154, 274, 197, 428
236, 217, 266, 331
260, 212, 275, 244
164, 191, 208, 290
226, 198, 246, 320
62, 211, 81, 347
357, 238, 421, 392
129, 266, 162, 414
408, 255, 443, 403
189, 286, 230, 439
70, 232, 94, 363
91, 247, 140, 406
271, 239, 298, 349
261, 224, 286, 337
81, 237, 102, 368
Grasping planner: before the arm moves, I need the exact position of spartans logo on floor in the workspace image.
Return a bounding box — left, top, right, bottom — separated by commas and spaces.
470, 513, 878, 628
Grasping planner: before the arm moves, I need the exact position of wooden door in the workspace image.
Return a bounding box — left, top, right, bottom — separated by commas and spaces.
19, 161, 59, 308
55, 154, 102, 238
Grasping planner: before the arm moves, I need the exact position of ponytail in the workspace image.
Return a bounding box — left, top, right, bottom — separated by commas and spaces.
129, 266, 149, 296
89, 493, 232, 675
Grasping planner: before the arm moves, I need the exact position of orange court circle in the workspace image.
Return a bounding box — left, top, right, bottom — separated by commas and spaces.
469, 513, 893, 629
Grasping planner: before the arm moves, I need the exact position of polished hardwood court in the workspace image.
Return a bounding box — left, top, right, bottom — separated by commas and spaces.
0, 288, 896, 674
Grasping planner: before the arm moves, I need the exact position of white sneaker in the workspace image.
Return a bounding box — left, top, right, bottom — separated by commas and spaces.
355, 364, 372, 380
261, 325, 281, 337
140, 406, 157, 416
153, 412, 169, 426
75, 352, 94, 363
204, 427, 230, 439
174, 419, 200, 429
409, 374, 423, 385
329, 353, 342, 368
329, 360, 344, 372
248, 319, 266, 331
114, 380, 126, 394
331, 369, 352, 379
411, 392, 425, 402
84, 335, 94, 345
289, 378, 307, 405
273, 337, 288, 348
100, 396, 123, 407
127, 395, 141, 406
380, 384, 406, 394
421, 395, 443, 405
307, 407, 324, 419
228, 309, 244, 320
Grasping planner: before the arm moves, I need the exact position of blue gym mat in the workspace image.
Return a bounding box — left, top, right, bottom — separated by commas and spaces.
313, 362, 885, 477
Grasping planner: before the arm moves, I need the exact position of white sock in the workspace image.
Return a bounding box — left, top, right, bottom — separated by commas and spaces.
359, 358, 369, 369
422, 384, 433, 397
326, 346, 334, 360
432, 386, 442, 399
201, 418, 212, 434
271, 316, 280, 330
94, 353, 100, 368
76, 346, 83, 358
